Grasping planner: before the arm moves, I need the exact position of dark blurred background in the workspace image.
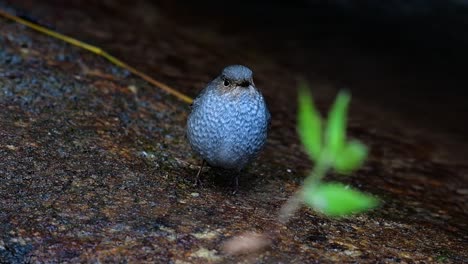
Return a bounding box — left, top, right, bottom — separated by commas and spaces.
165, 0, 468, 144
163, 0, 468, 105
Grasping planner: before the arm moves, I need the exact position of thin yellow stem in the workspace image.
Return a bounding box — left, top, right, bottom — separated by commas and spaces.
0, 8, 193, 104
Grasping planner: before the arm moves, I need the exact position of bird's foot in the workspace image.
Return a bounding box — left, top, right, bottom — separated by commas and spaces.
193, 160, 206, 187
231, 175, 239, 195
193, 176, 203, 187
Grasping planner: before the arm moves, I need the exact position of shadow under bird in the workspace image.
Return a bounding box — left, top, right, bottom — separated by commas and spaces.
186, 65, 270, 192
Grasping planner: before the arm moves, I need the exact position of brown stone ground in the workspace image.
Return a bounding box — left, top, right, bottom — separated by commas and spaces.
0, 1, 467, 263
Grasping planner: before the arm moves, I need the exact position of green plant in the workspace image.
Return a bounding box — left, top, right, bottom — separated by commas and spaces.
298, 83, 378, 217
280, 83, 378, 221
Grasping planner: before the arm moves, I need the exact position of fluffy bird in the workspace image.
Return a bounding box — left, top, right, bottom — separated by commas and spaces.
186, 65, 270, 191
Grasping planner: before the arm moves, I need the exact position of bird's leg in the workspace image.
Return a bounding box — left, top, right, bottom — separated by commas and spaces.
194, 160, 206, 187
232, 173, 239, 195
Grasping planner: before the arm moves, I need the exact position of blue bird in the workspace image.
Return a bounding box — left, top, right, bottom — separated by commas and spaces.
187, 65, 270, 191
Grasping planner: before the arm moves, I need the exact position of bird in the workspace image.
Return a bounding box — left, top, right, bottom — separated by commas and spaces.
186, 65, 270, 192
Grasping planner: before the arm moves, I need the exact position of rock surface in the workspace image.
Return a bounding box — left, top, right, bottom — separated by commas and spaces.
0, 1, 467, 263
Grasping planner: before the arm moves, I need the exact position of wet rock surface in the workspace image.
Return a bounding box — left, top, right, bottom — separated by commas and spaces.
0, 1, 467, 263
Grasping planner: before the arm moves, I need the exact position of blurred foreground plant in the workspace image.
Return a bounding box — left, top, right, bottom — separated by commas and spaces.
224, 83, 379, 256
279, 83, 378, 222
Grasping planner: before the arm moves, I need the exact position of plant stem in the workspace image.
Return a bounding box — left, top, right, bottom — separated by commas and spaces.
302, 156, 330, 191
278, 156, 330, 224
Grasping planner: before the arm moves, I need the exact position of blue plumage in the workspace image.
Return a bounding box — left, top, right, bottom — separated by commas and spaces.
187, 65, 270, 173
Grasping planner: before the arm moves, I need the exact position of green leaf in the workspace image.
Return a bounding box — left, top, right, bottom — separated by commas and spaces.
333, 140, 368, 174
297, 83, 322, 160
325, 91, 350, 158
303, 183, 378, 217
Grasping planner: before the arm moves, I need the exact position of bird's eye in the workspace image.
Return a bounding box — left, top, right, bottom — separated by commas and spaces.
223, 80, 230, 86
